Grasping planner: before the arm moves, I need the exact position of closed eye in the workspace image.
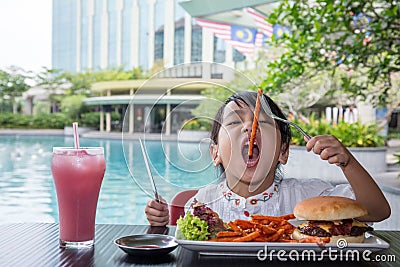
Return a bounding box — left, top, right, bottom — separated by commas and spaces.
259, 120, 274, 125
225, 121, 242, 126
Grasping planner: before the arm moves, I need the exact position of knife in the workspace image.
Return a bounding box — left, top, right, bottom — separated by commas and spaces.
139, 138, 160, 203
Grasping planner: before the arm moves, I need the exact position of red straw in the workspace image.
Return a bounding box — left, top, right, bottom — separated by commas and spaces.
72, 122, 80, 149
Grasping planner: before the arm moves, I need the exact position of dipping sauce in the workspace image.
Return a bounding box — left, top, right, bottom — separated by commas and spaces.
135, 245, 161, 249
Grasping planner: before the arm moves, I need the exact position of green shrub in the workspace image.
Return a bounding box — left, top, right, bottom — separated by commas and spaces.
290, 117, 385, 147
80, 112, 100, 128
394, 152, 400, 166
0, 113, 69, 129
80, 112, 121, 128
0, 111, 122, 129
182, 118, 212, 131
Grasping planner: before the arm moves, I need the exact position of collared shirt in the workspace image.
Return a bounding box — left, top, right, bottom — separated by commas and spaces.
185, 178, 355, 223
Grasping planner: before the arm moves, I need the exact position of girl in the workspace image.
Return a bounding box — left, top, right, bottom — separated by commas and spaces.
145, 91, 390, 226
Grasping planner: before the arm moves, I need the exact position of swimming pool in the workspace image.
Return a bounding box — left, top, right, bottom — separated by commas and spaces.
0, 135, 216, 225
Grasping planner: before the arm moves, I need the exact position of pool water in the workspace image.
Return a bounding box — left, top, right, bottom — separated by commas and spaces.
0, 135, 216, 225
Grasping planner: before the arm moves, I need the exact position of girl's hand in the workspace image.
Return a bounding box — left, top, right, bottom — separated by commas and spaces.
305, 135, 351, 167
145, 196, 169, 226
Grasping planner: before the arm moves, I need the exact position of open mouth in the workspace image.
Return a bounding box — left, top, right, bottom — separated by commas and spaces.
242, 138, 260, 168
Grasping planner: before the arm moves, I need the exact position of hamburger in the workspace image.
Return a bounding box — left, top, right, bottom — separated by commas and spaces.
292, 196, 373, 243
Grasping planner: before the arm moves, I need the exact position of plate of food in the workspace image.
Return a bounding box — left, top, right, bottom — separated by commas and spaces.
175, 197, 390, 256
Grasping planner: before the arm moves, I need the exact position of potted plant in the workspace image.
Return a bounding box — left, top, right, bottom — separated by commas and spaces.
285, 116, 387, 183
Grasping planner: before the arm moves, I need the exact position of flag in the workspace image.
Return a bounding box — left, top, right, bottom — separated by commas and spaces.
231, 25, 257, 44
195, 18, 260, 56
273, 24, 290, 38
244, 8, 273, 38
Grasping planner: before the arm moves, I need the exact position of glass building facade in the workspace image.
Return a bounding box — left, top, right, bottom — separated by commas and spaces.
52, 0, 245, 73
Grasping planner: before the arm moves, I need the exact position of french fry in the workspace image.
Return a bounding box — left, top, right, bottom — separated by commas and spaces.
233, 230, 261, 242
257, 224, 277, 235
248, 89, 262, 158
216, 231, 242, 238
234, 219, 255, 230
267, 229, 285, 242
251, 214, 291, 222
228, 221, 240, 232
280, 213, 295, 220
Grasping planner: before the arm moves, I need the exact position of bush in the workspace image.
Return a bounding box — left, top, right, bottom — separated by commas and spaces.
182, 118, 212, 131
0, 113, 69, 129
290, 116, 385, 147
394, 152, 400, 166
0, 112, 122, 130
80, 112, 121, 128
80, 112, 100, 128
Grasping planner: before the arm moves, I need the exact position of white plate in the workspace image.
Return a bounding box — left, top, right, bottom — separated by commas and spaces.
175, 228, 389, 256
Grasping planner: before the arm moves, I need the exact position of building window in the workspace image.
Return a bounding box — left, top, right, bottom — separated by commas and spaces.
191, 26, 202, 62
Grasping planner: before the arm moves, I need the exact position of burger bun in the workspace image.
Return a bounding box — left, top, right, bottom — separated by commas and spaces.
294, 196, 367, 221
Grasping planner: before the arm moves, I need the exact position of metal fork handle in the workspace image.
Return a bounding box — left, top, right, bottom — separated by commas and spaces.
273, 116, 312, 140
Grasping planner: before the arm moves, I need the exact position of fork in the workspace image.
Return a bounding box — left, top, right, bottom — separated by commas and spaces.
243, 93, 312, 140
259, 94, 312, 140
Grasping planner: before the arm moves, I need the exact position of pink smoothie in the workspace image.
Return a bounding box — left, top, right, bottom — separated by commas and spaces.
51, 148, 106, 243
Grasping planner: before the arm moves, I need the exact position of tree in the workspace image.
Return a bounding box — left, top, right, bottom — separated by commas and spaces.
0, 66, 30, 113
192, 49, 332, 121
35, 67, 68, 113
60, 95, 86, 121
263, 0, 400, 106
60, 66, 147, 96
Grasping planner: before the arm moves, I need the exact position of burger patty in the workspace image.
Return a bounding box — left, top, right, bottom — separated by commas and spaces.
298, 219, 373, 237
300, 225, 331, 237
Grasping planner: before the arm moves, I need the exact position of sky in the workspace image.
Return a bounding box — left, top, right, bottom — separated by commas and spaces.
0, 0, 52, 73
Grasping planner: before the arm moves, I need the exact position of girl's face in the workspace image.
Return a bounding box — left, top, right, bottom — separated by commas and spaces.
211, 100, 288, 193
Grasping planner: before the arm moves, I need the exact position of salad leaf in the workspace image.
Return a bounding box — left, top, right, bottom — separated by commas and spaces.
177, 211, 209, 241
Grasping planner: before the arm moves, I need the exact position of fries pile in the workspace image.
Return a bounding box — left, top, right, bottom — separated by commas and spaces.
209, 214, 295, 242
209, 214, 330, 244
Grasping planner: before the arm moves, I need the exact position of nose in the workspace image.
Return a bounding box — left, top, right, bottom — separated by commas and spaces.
242, 120, 253, 135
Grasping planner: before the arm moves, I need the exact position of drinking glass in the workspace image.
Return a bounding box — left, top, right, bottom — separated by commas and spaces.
51, 147, 106, 248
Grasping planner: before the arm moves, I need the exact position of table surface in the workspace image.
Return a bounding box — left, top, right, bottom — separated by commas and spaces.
0, 223, 398, 267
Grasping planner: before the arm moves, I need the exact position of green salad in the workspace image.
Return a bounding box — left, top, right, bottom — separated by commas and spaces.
176, 201, 228, 241
177, 211, 209, 241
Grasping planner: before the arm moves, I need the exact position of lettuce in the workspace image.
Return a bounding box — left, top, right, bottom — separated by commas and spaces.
177, 211, 210, 241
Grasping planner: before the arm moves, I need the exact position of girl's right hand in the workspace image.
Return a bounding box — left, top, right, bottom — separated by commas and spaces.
145, 196, 169, 226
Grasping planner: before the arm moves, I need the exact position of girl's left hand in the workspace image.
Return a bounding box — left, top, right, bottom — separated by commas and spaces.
305, 135, 351, 167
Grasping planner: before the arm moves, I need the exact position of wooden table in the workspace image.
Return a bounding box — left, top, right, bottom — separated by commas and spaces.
0, 223, 398, 267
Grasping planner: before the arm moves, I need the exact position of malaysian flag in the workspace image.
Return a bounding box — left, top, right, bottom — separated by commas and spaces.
195, 18, 260, 56
244, 7, 273, 38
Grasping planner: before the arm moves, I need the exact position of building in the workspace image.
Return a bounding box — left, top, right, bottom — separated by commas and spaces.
52, 0, 250, 73
52, 0, 276, 134
84, 62, 232, 134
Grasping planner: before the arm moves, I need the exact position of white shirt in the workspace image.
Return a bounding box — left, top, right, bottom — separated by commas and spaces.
186, 178, 355, 223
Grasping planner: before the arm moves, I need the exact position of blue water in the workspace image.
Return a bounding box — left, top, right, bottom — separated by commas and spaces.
0, 135, 216, 225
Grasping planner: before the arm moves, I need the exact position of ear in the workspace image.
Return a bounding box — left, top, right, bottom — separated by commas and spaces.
278, 144, 289, 165
209, 144, 222, 166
